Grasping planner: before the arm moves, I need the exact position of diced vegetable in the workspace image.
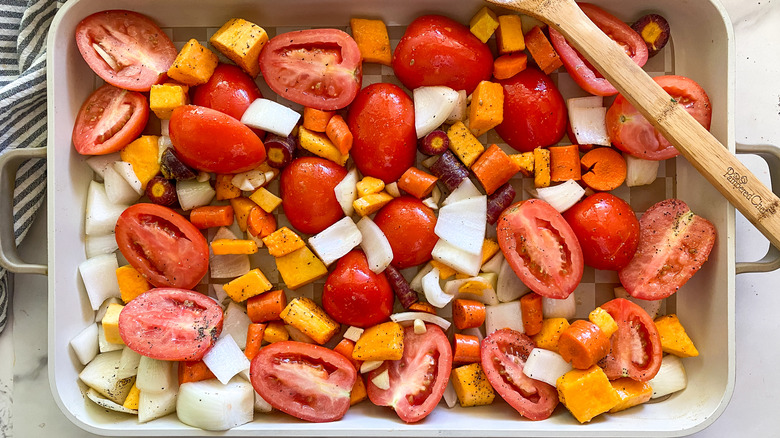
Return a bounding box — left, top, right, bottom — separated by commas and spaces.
297, 126, 348, 165
435, 195, 487, 255
556, 366, 620, 423
190, 205, 234, 230
398, 167, 438, 199
177, 179, 215, 211
262, 321, 290, 343
79, 350, 135, 404
533, 318, 571, 352
280, 297, 340, 344
452, 299, 486, 330
246, 289, 287, 323
654, 314, 700, 357
79, 253, 121, 310
468, 81, 504, 137
450, 363, 495, 407
542, 293, 576, 320
356, 176, 385, 198
580, 147, 627, 192
116, 265, 151, 303
353, 192, 393, 216
520, 293, 543, 336
356, 216, 394, 274
496, 257, 526, 303
414, 85, 460, 138
160, 147, 197, 180
352, 321, 404, 361
527, 179, 586, 213
264, 134, 297, 169
445, 90, 469, 124
371, 369, 391, 390
471, 144, 520, 195
496, 14, 525, 54
486, 183, 516, 225
86, 152, 122, 180
309, 217, 363, 266
524, 25, 563, 74
569, 106, 610, 146
418, 129, 450, 156
493, 52, 528, 80
275, 246, 328, 290
334, 167, 360, 216
138, 382, 178, 423
431, 238, 482, 277
222, 268, 273, 302
469, 6, 499, 43
85, 233, 119, 258
523, 348, 573, 386
117, 347, 142, 380
263, 227, 306, 258
453, 333, 481, 364
104, 164, 141, 205
145, 176, 178, 206
136, 356, 176, 393
326, 115, 354, 155
177, 378, 255, 431
557, 320, 611, 369
248, 187, 282, 213
625, 153, 660, 187
588, 307, 619, 338
167, 39, 219, 86
86, 387, 138, 414
430, 150, 470, 192
350, 18, 392, 65
242, 98, 301, 137
509, 151, 534, 176
210, 18, 268, 77
447, 121, 484, 167
485, 301, 524, 334
202, 334, 251, 385
150, 83, 188, 119
100, 302, 124, 344
390, 312, 451, 331
222, 301, 253, 349
534, 147, 551, 188
609, 377, 653, 413
70, 323, 99, 366
648, 354, 687, 398
422, 268, 453, 308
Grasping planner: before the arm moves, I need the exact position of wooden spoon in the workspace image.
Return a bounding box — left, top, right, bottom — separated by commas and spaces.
487, 0, 780, 249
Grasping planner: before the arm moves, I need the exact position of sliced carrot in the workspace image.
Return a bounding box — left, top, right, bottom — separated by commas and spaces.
244, 323, 267, 361
246, 205, 277, 238
247, 289, 287, 323
178, 360, 216, 384
453, 333, 481, 365
580, 147, 627, 191
520, 292, 544, 336
397, 167, 439, 199
452, 298, 486, 330
558, 320, 611, 369
471, 144, 521, 195
408, 301, 437, 315
303, 107, 335, 132
493, 52, 528, 80
524, 26, 563, 75
549, 144, 582, 182
333, 338, 362, 371
325, 115, 353, 155
189, 205, 234, 229
215, 174, 241, 200
211, 238, 258, 255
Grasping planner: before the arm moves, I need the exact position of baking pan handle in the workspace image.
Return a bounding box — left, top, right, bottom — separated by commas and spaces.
0, 147, 47, 275
735, 143, 780, 274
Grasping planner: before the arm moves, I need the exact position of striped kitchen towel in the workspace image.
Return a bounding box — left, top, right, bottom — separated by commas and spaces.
0, 0, 64, 333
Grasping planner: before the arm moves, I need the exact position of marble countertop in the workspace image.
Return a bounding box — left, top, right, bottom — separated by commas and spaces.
2, 0, 780, 436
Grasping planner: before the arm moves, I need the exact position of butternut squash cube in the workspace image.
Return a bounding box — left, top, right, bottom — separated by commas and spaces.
216, 174, 242, 201
150, 84, 188, 119
556, 366, 620, 423
275, 246, 328, 290
469, 7, 499, 44
533, 147, 551, 188
280, 297, 340, 344
468, 81, 504, 137
447, 121, 485, 167
430, 260, 457, 280
222, 268, 273, 302
532, 317, 570, 352
352, 321, 404, 361
229, 197, 258, 232
101, 303, 125, 345
496, 15, 526, 54
298, 126, 349, 166
356, 176, 385, 198
263, 320, 290, 343
167, 39, 219, 86
211, 239, 258, 255
589, 307, 619, 338
249, 187, 282, 213
262, 226, 306, 257
353, 192, 393, 217
350, 18, 392, 66
116, 265, 151, 303
119, 135, 160, 191
451, 363, 496, 407
122, 383, 141, 410
209, 18, 268, 78
609, 377, 653, 413
509, 152, 534, 176
654, 314, 699, 357
350, 375, 368, 405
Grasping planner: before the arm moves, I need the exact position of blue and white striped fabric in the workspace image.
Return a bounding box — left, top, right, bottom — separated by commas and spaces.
0, 0, 63, 333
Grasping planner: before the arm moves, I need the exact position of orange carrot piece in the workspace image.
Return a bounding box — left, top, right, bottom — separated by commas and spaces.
215, 174, 241, 200
189, 205, 234, 229
471, 144, 521, 195
524, 26, 563, 75
397, 167, 439, 199
229, 197, 258, 232
493, 52, 528, 80
408, 301, 437, 315
580, 147, 627, 191
520, 292, 544, 336
211, 238, 259, 255
453, 333, 481, 365
247, 289, 287, 323
549, 144, 582, 182
326, 115, 353, 155
178, 360, 216, 384
303, 107, 335, 132
558, 320, 611, 369
246, 205, 277, 238
334, 338, 362, 371
244, 323, 267, 360
452, 299, 487, 330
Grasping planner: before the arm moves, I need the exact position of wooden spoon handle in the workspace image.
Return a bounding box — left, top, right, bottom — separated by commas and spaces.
488, 0, 780, 249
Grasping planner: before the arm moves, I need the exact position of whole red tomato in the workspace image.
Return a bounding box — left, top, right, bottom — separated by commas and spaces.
169, 105, 265, 173
322, 250, 394, 328
192, 63, 262, 121
347, 83, 417, 183
373, 196, 438, 269
392, 15, 493, 94
280, 157, 347, 235
494, 67, 567, 153
563, 193, 639, 271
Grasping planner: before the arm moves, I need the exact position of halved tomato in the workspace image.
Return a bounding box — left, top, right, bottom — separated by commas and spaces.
75, 10, 177, 92
72, 84, 149, 155
250, 341, 357, 422
115, 203, 209, 289
496, 199, 584, 299
118, 288, 223, 361
481, 329, 559, 421
169, 105, 266, 173
607, 75, 712, 160
549, 3, 648, 96
367, 324, 452, 423
600, 298, 663, 381
259, 29, 362, 110
619, 199, 717, 300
